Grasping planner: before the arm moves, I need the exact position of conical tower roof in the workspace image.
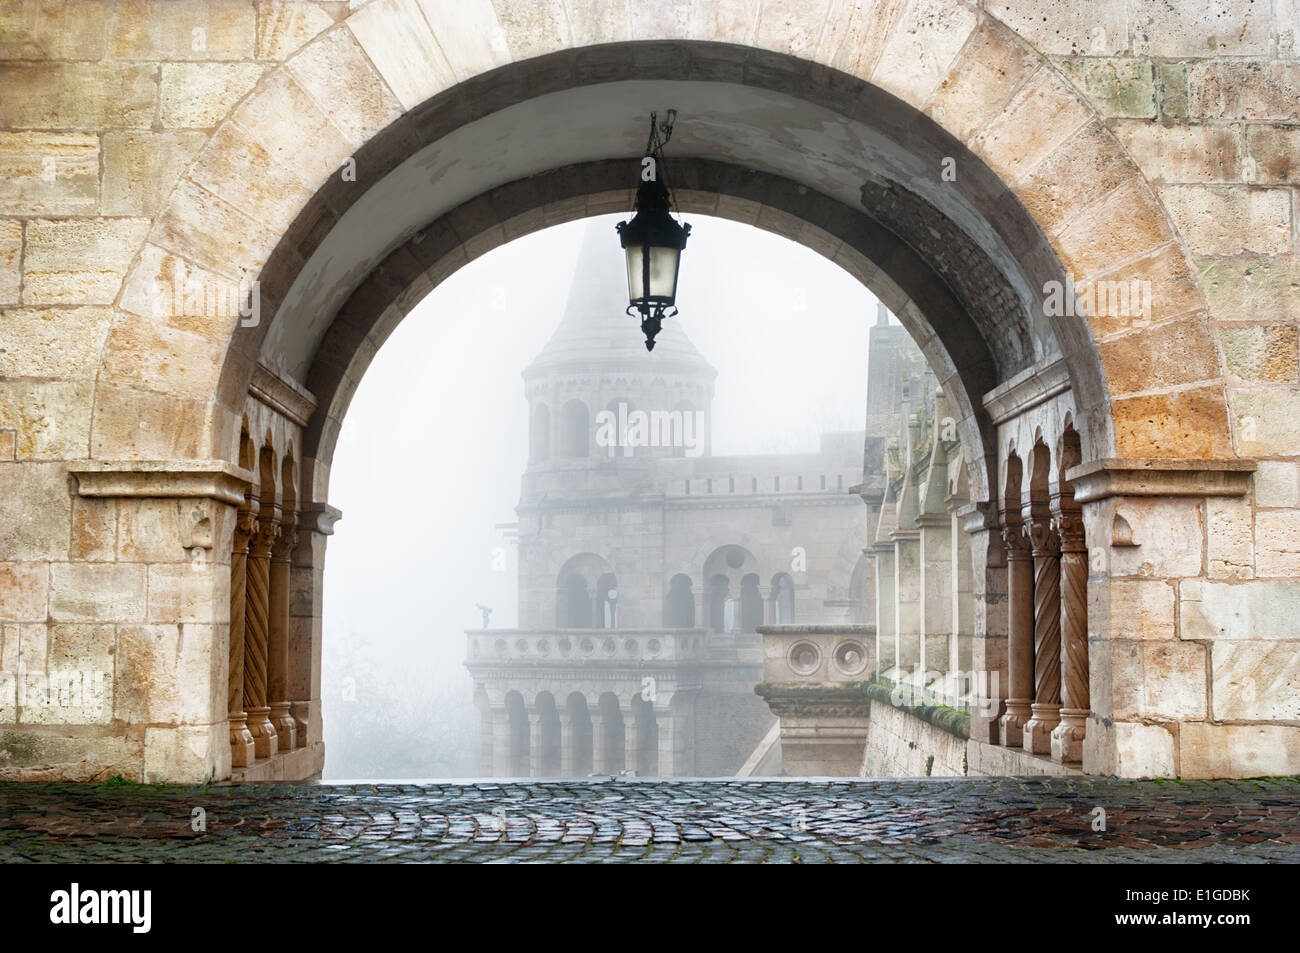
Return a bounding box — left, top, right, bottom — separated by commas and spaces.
525, 219, 716, 378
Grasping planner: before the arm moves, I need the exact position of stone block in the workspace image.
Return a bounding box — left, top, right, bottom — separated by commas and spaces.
1111, 721, 1176, 778
0, 562, 48, 623
49, 563, 146, 623
145, 563, 228, 624
1079, 242, 1205, 338
187, 120, 313, 233
0, 726, 142, 782
1092, 578, 1177, 639
1113, 121, 1240, 183
21, 218, 150, 306
99, 312, 226, 402
1059, 58, 1155, 119
1112, 385, 1233, 459
415, 0, 511, 82
1211, 641, 1300, 720
0, 0, 114, 59
0, 63, 155, 129
974, 68, 1092, 185
1054, 178, 1173, 277
0, 462, 71, 562
159, 61, 264, 128
1106, 498, 1204, 578
1015, 120, 1140, 234
493, 0, 571, 59
0, 307, 113, 381
0, 221, 20, 306
1131, 1, 1270, 57
0, 132, 98, 215
116, 624, 224, 725
70, 497, 116, 562
1219, 325, 1298, 382
230, 68, 354, 190
0, 379, 94, 459
22, 624, 114, 726
1200, 255, 1300, 322
1254, 460, 1299, 508
1160, 185, 1291, 256
1180, 723, 1300, 778
143, 723, 226, 784
1245, 124, 1300, 184
257, 0, 336, 60
991, 0, 1127, 56
1181, 578, 1300, 640
1110, 640, 1207, 721
347, 0, 456, 111
1207, 497, 1255, 580
102, 131, 207, 217
109, 0, 255, 60
1232, 388, 1300, 456
868, 0, 979, 106
284, 24, 403, 146
1097, 314, 1220, 395
1187, 62, 1300, 121
150, 178, 276, 284
1255, 510, 1300, 576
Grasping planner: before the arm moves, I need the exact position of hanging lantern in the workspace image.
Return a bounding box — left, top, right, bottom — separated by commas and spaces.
616, 110, 691, 351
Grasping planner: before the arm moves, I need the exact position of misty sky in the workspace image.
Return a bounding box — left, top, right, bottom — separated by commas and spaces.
321, 213, 885, 777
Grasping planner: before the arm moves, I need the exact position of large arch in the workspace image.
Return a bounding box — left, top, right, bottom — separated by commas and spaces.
9, 0, 1276, 783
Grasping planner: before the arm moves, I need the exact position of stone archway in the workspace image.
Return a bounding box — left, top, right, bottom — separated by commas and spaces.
7, 0, 1287, 782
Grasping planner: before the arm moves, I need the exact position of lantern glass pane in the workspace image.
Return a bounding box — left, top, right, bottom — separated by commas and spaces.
624, 244, 646, 301
647, 244, 680, 300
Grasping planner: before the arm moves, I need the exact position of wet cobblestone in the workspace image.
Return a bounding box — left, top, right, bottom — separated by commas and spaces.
0, 776, 1297, 863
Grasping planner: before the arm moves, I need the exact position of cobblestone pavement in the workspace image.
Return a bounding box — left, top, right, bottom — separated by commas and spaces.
1, 776, 1297, 863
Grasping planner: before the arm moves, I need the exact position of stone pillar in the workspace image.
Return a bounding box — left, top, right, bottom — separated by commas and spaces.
267, 509, 297, 751
290, 503, 340, 758
999, 517, 1034, 748
243, 510, 280, 759
559, 711, 574, 776
491, 707, 511, 778
1023, 516, 1062, 754
1051, 507, 1088, 763
873, 544, 896, 677
227, 501, 256, 767
592, 710, 609, 774
623, 705, 639, 775
893, 531, 921, 681
529, 711, 544, 777
655, 707, 675, 777
918, 514, 952, 690
951, 510, 974, 678
962, 503, 1006, 742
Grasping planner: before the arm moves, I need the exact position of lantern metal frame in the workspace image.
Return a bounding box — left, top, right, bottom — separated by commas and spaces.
616, 110, 691, 351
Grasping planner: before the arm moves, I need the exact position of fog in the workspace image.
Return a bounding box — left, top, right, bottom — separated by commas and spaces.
322, 213, 883, 779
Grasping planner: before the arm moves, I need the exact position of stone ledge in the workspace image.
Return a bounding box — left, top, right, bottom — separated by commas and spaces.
1067, 458, 1256, 503
68, 460, 253, 505
249, 362, 317, 427
754, 683, 873, 719
231, 742, 324, 783
982, 354, 1070, 425
865, 681, 971, 739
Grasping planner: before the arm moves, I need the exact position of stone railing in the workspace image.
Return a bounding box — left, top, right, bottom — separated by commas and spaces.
466, 628, 707, 665
756, 624, 876, 686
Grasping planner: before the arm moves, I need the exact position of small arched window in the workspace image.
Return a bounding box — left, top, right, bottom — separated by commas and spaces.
561, 400, 589, 458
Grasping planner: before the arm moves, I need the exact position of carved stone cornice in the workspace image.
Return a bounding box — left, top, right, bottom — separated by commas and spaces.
69, 460, 252, 505
1066, 458, 1255, 503
981, 354, 1070, 425
249, 362, 317, 428
299, 502, 343, 536
754, 685, 872, 720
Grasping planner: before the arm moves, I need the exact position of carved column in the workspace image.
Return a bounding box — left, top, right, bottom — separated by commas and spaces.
243, 510, 280, 759
1051, 508, 1089, 763
998, 517, 1034, 747
623, 705, 639, 776
227, 500, 256, 767
268, 509, 298, 750
529, 711, 543, 777
1023, 517, 1062, 754
491, 707, 511, 778
559, 711, 574, 776
592, 709, 609, 774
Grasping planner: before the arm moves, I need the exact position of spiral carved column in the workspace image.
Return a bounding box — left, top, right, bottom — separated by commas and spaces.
998, 518, 1034, 748
1023, 518, 1062, 754
227, 502, 256, 767
268, 509, 298, 750
244, 511, 280, 759
1051, 509, 1089, 763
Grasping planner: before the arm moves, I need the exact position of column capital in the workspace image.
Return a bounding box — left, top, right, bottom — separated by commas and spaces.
1027, 518, 1060, 558
271, 510, 298, 561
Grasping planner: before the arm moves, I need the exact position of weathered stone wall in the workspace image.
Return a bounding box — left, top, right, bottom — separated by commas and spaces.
1, 0, 1297, 780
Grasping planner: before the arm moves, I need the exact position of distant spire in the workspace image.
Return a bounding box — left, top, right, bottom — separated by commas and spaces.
876, 300, 889, 326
